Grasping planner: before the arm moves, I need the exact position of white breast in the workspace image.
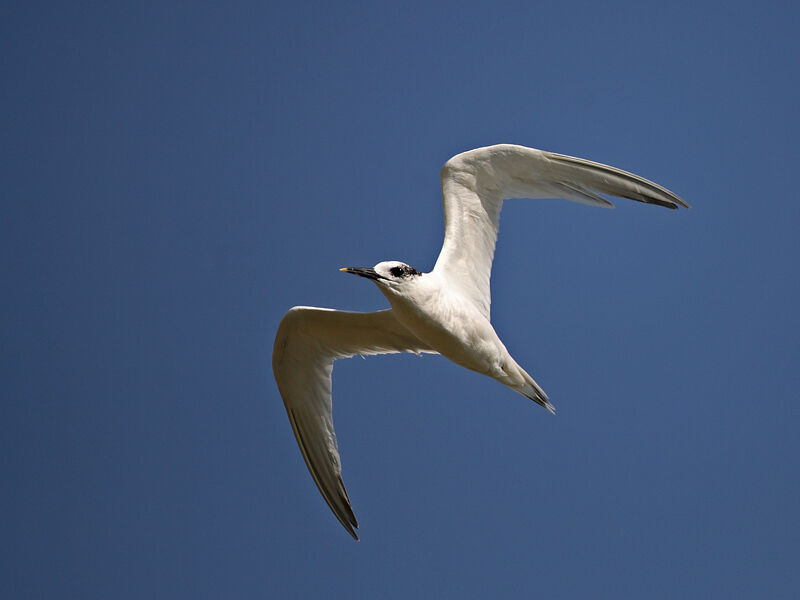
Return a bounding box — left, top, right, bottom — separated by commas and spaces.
380, 275, 504, 374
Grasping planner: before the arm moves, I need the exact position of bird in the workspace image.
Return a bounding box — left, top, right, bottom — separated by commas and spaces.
272, 144, 687, 539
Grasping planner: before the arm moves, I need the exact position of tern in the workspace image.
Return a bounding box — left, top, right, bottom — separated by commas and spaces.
273, 144, 687, 539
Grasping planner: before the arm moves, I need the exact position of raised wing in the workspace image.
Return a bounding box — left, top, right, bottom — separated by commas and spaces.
272, 306, 434, 539
433, 144, 688, 318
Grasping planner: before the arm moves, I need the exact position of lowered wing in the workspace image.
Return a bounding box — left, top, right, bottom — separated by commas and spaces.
272, 306, 434, 539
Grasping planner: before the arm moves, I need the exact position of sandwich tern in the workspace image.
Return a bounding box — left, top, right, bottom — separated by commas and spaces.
273, 144, 687, 539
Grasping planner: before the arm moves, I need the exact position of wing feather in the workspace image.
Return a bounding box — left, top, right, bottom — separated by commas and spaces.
433, 144, 687, 318
272, 306, 434, 539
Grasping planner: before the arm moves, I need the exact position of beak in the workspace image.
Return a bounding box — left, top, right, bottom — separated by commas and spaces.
340, 267, 383, 281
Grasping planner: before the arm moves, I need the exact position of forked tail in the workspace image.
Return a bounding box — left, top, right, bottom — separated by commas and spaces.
520, 379, 556, 414
503, 360, 555, 414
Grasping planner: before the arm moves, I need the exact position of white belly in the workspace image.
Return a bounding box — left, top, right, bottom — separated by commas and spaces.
387, 289, 504, 375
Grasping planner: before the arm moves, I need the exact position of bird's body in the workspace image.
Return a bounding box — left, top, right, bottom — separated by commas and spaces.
382, 272, 494, 372
273, 144, 687, 539
379, 269, 542, 405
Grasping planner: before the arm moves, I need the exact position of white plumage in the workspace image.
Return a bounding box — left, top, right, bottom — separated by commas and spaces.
272, 144, 687, 539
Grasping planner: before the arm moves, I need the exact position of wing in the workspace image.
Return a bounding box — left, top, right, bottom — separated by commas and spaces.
272, 306, 435, 540
433, 144, 688, 318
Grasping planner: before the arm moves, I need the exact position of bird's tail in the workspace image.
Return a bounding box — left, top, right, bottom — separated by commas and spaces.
516, 367, 555, 414
497, 357, 555, 413
521, 381, 555, 413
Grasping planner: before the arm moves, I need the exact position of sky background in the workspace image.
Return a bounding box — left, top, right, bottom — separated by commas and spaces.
2, 1, 799, 598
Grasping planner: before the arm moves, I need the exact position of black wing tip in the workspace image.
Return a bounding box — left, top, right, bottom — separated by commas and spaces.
335, 480, 360, 540
287, 408, 361, 540
345, 524, 360, 541
335, 506, 359, 540
659, 195, 690, 210
326, 492, 359, 540
622, 192, 688, 210
652, 197, 679, 210
547, 151, 689, 210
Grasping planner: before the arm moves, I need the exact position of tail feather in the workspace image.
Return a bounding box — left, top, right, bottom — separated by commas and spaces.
517, 367, 555, 414
521, 380, 556, 414
499, 358, 555, 413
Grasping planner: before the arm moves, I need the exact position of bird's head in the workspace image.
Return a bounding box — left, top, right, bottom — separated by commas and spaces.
340, 261, 423, 292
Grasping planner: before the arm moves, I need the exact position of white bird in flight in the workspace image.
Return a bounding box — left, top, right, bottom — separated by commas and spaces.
273, 144, 687, 539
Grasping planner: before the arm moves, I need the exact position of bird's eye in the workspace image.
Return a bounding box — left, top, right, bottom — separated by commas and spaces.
389, 266, 404, 278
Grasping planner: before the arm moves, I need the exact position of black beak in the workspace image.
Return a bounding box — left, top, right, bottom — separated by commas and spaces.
340, 267, 383, 281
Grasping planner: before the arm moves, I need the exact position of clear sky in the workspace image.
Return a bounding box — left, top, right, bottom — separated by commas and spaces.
3, 1, 798, 598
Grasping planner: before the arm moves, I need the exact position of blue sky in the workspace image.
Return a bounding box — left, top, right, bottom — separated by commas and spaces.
2, 1, 798, 598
